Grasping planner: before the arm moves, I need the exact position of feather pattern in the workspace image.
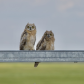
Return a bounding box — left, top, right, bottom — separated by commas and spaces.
36, 35, 46, 50
20, 23, 36, 50
34, 30, 55, 67
20, 30, 27, 50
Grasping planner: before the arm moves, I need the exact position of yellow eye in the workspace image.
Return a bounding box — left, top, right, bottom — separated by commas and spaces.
50, 34, 52, 36
27, 26, 29, 28
32, 26, 34, 28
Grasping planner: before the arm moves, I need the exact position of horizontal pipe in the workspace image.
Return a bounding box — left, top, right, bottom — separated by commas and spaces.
0, 50, 84, 62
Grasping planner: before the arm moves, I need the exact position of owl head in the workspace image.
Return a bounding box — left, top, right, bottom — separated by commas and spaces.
44, 30, 54, 41
25, 23, 36, 31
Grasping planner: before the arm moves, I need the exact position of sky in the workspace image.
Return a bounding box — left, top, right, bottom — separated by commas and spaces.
0, 0, 84, 50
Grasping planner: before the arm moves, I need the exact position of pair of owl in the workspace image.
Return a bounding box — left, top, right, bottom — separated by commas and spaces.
20, 23, 55, 67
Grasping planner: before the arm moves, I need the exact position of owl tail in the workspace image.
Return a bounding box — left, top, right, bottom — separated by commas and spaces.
34, 62, 39, 67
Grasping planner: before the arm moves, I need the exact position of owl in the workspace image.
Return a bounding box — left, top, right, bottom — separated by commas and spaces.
20, 23, 36, 50
34, 30, 55, 67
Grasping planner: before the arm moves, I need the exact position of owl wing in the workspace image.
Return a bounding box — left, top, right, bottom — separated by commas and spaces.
20, 30, 27, 50
36, 35, 46, 50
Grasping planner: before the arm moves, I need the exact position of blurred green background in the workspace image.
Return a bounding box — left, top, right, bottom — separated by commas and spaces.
0, 63, 84, 84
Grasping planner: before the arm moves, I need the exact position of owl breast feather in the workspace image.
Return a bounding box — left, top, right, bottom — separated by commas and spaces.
30, 35, 35, 44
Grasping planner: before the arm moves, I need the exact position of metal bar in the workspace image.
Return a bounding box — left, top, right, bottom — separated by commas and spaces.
0, 50, 84, 62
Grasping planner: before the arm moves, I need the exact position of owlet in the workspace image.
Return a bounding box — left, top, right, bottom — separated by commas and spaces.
34, 30, 55, 67
20, 23, 36, 50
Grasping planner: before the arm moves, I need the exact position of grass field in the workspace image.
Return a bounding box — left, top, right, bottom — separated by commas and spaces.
0, 63, 84, 84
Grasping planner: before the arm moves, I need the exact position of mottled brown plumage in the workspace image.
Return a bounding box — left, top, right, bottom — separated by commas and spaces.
20, 23, 36, 50
34, 30, 55, 67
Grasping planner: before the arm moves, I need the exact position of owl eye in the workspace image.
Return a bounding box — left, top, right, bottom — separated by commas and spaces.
50, 34, 52, 36
27, 26, 29, 28
32, 26, 34, 28
45, 34, 47, 36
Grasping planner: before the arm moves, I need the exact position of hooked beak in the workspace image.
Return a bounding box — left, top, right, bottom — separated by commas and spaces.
47, 34, 50, 38
30, 27, 31, 30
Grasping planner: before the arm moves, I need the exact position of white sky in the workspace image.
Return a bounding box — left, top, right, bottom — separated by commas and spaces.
0, 0, 84, 50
